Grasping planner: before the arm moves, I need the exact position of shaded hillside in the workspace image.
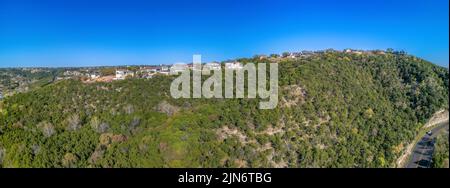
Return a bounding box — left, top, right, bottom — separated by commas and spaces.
0, 51, 448, 167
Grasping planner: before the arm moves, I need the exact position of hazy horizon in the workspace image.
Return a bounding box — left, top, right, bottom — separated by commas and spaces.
0, 48, 448, 69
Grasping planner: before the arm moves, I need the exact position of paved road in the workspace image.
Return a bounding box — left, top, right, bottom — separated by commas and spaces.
406, 121, 449, 168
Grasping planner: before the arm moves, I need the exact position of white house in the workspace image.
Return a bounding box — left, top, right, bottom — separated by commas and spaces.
90, 72, 100, 79
63, 70, 82, 76
203, 62, 221, 71
170, 63, 188, 73
225, 62, 243, 69
160, 65, 169, 72
150, 68, 159, 73
344, 49, 363, 54
115, 69, 134, 80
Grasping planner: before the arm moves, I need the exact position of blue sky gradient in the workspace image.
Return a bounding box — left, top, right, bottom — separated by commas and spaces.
0, 0, 448, 67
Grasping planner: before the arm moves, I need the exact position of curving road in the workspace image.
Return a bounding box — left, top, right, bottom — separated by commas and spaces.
406, 121, 449, 168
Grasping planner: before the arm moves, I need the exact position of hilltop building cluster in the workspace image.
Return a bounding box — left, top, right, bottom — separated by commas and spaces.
50, 49, 400, 83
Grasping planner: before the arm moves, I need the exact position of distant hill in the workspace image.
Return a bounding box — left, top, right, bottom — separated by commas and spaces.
0, 51, 448, 167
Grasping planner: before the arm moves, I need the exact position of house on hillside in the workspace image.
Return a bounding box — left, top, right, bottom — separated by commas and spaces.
344, 49, 364, 55
90, 72, 100, 79
136, 67, 159, 78
353, 51, 363, 55
170, 63, 188, 73
160, 65, 169, 72
225, 61, 243, 69
63, 70, 82, 76
115, 69, 134, 80
203, 62, 221, 71
300, 51, 313, 57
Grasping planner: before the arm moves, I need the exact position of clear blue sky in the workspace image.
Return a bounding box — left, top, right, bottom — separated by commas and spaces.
0, 0, 448, 67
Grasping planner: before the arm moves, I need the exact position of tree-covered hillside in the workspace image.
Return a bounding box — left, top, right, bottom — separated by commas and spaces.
0, 51, 448, 167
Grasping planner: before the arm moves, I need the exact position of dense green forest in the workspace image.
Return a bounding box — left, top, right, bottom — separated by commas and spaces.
0, 51, 448, 167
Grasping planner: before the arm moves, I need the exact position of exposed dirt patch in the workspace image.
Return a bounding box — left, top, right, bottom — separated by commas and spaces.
280, 85, 306, 108
256, 124, 284, 136
424, 110, 449, 128
155, 100, 180, 116
396, 142, 415, 168
216, 126, 255, 144
234, 159, 248, 168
